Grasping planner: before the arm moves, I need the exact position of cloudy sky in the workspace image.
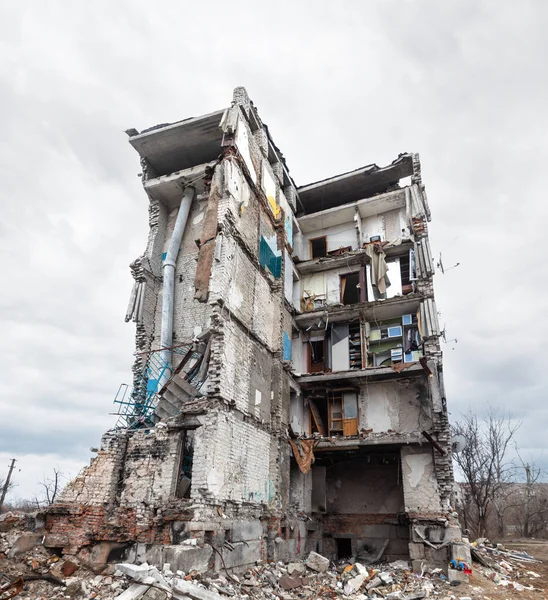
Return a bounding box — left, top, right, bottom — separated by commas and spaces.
1, 1, 547, 501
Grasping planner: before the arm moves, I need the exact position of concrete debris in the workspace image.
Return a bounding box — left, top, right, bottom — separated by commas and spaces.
305, 550, 330, 572
1, 516, 547, 599
286, 562, 306, 575
343, 572, 367, 595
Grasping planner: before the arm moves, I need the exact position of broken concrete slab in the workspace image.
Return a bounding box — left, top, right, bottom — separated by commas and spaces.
115, 563, 169, 588
278, 575, 303, 590
343, 573, 367, 595
287, 562, 306, 575
366, 576, 382, 591
305, 550, 330, 573
172, 578, 225, 600
352, 563, 368, 575
230, 520, 263, 542
448, 568, 468, 584
218, 540, 262, 569
162, 545, 212, 574
7, 532, 43, 557
115, 583, 149, 600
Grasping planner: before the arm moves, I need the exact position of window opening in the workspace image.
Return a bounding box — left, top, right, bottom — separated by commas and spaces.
310, 236, 327, 259
336, 538, 353, 559
340, 272, 360, 305
308, 339, 326, 373
309, 397, 327, 435
400, 251, 413, 295
176, 432, 193, 498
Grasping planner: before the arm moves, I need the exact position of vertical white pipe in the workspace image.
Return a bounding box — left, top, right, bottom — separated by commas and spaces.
159, 186, 195, 386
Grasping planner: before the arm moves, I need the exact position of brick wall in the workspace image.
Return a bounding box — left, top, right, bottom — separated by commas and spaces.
59, 432, 128, 505
119, 427, 180, 508
191, 407, 275, 505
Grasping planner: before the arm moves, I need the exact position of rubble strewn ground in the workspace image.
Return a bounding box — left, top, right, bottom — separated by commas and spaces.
1, 512, 548, 600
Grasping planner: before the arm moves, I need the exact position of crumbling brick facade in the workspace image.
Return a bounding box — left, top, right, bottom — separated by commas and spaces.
45, 87, 461, 572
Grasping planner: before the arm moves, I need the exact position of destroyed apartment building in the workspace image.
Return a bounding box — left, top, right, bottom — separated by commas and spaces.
44, 87, 463, 573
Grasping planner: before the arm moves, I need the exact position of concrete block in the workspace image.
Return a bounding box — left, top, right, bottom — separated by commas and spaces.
306, 551, 330, 573
218, 540, 262, 569
411, 559, 425, 573
115, 563, 168, 587
451, 542, 471, 565
287, 562, 306, 575
448, 568, 468, 584
8, 533, 43, 557
344, 573, 367, 594
230, 520, 263, 542
272, 538, 297, 562
172, 578, 224, 600
115, 584, 149, 600
279, 575, 303, 590
443, 526, 462, 543
427, 527, 445, 543
408, 543, 425, 560
144, 545, 164, 568
163, 545, 213, 574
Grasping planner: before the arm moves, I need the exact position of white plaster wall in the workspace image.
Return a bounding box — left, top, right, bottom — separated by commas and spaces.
301, 223, 359, 260
284, 250, 293, 305
291, 334, 306, 374
401, 446, 442, 513
292, 278, 302, 310
290, 465, 312, 512
154, 195, 213, 346
361, 383, 397, 432
361, 214, 385, 243
290, 393, 307, 435
300, 264, 362, 306
359, 381, 429, 433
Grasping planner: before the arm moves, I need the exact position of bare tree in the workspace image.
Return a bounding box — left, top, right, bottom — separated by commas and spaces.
453, 407, 520, 538
511, 452, 548, 538
38, 468, 64, 506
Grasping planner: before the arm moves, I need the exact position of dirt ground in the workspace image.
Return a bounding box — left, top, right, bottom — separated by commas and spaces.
452, 541, 548, 600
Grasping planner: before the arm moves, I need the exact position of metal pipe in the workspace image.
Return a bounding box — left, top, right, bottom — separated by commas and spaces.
160, 186, 195, 385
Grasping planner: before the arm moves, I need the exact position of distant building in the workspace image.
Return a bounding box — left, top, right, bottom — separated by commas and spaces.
45, 88, 462, 571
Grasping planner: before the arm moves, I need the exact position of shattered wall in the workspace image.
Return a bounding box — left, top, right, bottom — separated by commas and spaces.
45, 88, 460, 574
359, 380, 432, 434
191, 408, 275, 504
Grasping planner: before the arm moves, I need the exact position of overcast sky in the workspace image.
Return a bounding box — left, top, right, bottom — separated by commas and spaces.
1, 0, 547, 501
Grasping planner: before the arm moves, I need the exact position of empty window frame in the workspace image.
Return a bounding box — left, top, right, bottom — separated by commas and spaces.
310, 236, 327, 259
400, 251, 415, 295
340, 272, 361, 305
308, 339, 326, 373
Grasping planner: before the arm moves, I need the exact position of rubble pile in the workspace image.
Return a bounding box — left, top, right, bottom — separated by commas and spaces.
108, 554, 452, 600
1, 511, 547, 600
469, 538, 543, 592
